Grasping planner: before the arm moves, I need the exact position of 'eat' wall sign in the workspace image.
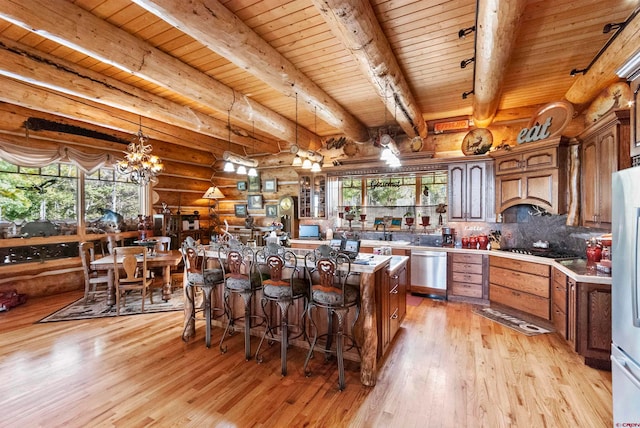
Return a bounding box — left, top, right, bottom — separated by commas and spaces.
517, 117, 553, 144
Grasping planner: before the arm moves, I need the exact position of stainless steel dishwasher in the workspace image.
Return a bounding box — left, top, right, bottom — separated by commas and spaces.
410, 250, 447, 298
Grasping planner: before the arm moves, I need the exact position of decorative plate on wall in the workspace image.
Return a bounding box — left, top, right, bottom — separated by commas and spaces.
461, 128, 493, 155
527, 100, 574, 139
343, 140, 358, 157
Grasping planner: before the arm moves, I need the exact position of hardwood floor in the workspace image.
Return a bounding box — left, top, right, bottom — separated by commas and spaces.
0, 291, 612, 427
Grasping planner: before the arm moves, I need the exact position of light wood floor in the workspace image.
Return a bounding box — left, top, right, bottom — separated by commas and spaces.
0, 291, 612, 427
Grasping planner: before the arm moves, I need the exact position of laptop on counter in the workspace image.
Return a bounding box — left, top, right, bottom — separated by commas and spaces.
299, 224, 321, 240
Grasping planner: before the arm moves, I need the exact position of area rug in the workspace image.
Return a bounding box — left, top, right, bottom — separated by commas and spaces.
38, 289, 184, 323
472, 307, 553, 336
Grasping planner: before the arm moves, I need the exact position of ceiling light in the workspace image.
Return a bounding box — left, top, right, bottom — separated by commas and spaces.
458, 26, 475, 39
310, 162, 321, 172
292, 155, 302, 167
617, 48, 640, 78
460, 57, 475, 69
603, 22, 625, 34
236, 164, 247, 175
223, 161, 235, 172
117, 118, 163, 185
302, 158, 312, 169
247, 167, 257, 177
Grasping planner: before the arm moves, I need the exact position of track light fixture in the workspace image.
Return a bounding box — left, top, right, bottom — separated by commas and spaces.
462, 90, 474, 100
603, 22, 625, 34
460, 57, 475, 69
570, 68, 587, 77
458, 26, 476, 39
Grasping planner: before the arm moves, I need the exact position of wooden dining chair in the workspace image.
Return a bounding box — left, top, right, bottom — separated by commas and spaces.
155, 236, 172, 252
79, 241, 111, 304
112, 246, 153, 315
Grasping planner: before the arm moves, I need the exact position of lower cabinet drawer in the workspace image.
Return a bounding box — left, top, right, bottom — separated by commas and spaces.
552, 303, 567, 339
450, 281, 483, 298
552, 281, 567, 311
490, 283, 550, 320
452, 271, 483, 284
452, 262, 483, 275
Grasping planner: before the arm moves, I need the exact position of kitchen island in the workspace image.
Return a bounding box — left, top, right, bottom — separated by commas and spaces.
182, 246, 409, 387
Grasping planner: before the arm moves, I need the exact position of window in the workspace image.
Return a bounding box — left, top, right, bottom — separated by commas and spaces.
0, 160, 142, 239
85, 167, 141, 233
333, 172, 447, 221
0, 160, 78, 235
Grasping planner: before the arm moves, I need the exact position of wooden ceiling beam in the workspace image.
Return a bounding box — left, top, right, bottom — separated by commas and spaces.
131, 0, 370, 144
0, 77, 248, 158
0, 36, 279, 154
0, 0, 315, 150
309, 0, 428, 146
564, 9, 640, 108
472, 0, 528, 128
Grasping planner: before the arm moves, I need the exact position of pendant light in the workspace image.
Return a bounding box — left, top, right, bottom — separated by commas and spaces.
310, 106, 321, 172
247, 121, 257, 177
223, 108, 235, 172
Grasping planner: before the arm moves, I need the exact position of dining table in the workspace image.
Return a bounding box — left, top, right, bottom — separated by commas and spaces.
91, 249, 183, 305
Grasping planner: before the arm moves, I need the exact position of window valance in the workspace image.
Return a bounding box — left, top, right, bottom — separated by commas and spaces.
0, 140, 116, 174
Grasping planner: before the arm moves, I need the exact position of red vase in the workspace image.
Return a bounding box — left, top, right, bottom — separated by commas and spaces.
461, 237, 469, 248
469, 236, 478, 249
477, 235, 489, 250
586, 245, 602, 263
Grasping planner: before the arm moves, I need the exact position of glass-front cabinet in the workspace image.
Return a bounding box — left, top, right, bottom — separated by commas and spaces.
299, 173, 326, 218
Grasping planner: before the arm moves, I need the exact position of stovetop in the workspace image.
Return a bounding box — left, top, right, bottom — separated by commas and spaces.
501, 247, 582, 260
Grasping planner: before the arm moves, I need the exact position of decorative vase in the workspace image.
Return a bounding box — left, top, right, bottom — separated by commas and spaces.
405, 217, 414, 227
345, 213, 355, 221
469, 235, 478, 249
421, 216, 430, 226
360, 214, 367, 222
477, 235, 489, 250
586, 245, 602, 263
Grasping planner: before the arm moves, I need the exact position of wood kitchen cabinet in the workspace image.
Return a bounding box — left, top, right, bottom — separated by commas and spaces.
447, 252, 488, 303
377, 258, 407, 358
298, 173, 326, 219
448, 159, 495, 222
576, 281, 612, 370
578, 109, 630, 228
551, 268, 568, 338
490, 137, 569, 214
551, 270, 610, 369
489, 256, 551, 320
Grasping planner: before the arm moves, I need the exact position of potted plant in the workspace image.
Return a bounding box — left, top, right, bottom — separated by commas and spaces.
403, 210, 415, 227
344, 206, 359, 221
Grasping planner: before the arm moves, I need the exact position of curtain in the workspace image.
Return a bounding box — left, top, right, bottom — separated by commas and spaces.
0, 140, 117, 173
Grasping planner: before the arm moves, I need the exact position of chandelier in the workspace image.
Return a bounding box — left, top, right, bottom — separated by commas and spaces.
117, 123, 164, 185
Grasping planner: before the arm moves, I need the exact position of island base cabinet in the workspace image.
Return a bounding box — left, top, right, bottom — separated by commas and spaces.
376, 261, 407, 359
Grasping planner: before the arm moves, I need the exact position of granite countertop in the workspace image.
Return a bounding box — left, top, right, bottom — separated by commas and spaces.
290, 239, 611, 285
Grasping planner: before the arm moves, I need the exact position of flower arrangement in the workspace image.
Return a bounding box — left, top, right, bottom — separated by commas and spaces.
344, 206, 360, 215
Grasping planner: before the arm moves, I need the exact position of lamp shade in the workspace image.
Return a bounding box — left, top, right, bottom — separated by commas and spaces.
202, 186, 225, 199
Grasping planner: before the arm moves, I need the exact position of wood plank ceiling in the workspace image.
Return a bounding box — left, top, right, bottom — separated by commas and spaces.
0, 0, 638, 163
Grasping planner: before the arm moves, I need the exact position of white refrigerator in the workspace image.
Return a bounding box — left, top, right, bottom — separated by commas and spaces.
612, 166, 640, 424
